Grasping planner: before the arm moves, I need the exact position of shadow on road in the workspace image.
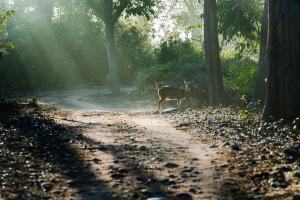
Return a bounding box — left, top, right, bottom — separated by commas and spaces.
79, 135, 175, 199
0, 104, 174, 199
0, 103, 250, 200
0, 105, 119, 199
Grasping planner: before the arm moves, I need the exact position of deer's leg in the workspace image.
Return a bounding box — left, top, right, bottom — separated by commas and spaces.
162, 99, 166, 110
159, 99, 165, 111
179, 100, 182, 110
159, 99, 162, 111
158, 99, 160, 111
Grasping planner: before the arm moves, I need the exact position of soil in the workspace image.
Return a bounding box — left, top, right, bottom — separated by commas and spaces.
0, 89, 230, 200
1, 88, 300, 200
43, 108, 227, 200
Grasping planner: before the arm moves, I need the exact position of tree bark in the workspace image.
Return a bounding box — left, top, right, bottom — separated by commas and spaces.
203, 0, 224, 105
104, 0, 120, 94
263, 0, 300, 121
254, 0, 268, 101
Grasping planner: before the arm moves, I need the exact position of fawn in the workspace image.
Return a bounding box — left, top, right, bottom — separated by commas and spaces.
156, 81, 191, 111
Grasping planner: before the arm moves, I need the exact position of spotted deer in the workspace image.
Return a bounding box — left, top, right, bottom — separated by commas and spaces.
156, 81, 191, 111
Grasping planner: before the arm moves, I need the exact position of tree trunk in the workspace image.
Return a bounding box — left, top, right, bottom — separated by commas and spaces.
103, 0, 120, 94
254, 0, 268, 101
203, 0, 224, 105
263, 0, 300, 121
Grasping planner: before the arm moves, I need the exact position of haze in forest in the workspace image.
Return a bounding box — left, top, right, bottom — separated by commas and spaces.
0, 0, 201, 93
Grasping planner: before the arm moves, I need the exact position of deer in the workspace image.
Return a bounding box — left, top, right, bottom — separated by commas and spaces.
156, 81, 191, 111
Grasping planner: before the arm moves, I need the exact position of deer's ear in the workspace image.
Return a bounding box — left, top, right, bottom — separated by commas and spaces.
155, 81, 162, 88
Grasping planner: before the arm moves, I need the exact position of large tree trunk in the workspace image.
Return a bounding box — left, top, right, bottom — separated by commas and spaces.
203, 0, 224, 105
263, 0, 300, 121
103, 0, 120, 94
254, 0, 268, 101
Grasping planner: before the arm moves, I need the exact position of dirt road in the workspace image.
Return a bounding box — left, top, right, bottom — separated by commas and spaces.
33, 89, 228, 199
3, 89, 298, 199
45, 108, 225, 200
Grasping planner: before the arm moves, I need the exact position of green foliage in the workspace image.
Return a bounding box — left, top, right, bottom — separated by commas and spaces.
222, 58, 257, 96
0, 1, 107, 91
135, 35, 259, 104
136, 36, 205, 85
239, 95, 262, 123
0, 10, 15, 32
116, 19, 154, 84
218, 0, 263, 56
0, 0, 261, 106
0, 10, 15, 58
0, 1, 158, 92
87, 0, 159, 21
135, 36, 208, 103
124, 0, 160, 19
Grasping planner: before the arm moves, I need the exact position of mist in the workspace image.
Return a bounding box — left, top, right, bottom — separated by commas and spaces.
0, 1, 107, 93
0, 0, 204, 96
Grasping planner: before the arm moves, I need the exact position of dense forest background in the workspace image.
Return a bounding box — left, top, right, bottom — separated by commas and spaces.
0, 0, 263, 104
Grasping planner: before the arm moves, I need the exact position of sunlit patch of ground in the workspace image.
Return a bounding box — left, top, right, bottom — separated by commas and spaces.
35, 87, 157, 112
0, 97, 230, 199
5, 88, 299, 199
43, 104, 229, 199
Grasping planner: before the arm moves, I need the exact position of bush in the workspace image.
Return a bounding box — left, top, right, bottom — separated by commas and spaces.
116, 19, 154, 85
222, 58, 257, 97
136, 37, 206, 88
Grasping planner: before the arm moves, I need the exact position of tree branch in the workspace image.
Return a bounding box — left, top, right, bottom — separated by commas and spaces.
112, 0, 130, 25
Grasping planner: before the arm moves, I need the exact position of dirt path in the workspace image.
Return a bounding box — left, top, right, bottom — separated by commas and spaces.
31, 89, 228, 199
4, 89, 298, 199
4, 90, 299, 199
46, 108, 226, 200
